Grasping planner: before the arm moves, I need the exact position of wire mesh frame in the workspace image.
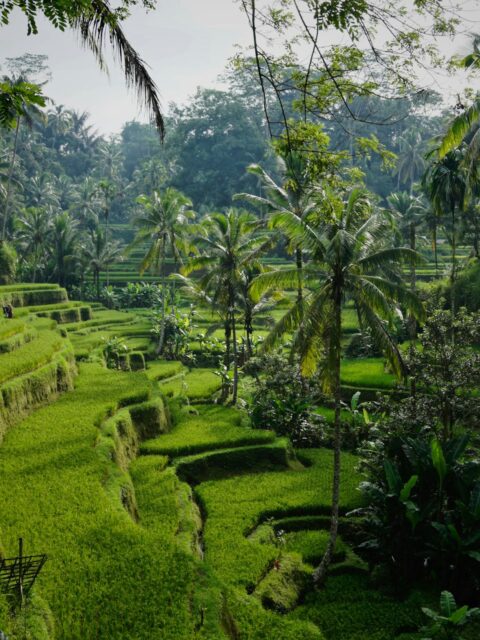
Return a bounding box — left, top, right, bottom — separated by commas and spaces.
0, 552, 47, 597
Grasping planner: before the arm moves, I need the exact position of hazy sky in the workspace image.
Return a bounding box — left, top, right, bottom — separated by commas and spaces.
0, 0, 252, 134
1, 1, 479, 135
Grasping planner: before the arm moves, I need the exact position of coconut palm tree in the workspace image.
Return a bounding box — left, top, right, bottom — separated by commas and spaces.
235, 153, 318, 305
182, 209, 272, 403
131, 187, 195, 353
0, 76, 46, 240
49, 212, 79, 287
82, 226, 122, 300
15, 206, 52, 282
387, 191, 425, 297
250, 190, 425, 584
423, 149, 467, 315
71, 176, 101, 229
394, 130, 425, 193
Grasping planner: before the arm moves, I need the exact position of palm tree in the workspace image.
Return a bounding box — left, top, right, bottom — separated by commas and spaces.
15, 206, 52, 282
394, 130, 425, 193
82, 226, 122, 300
423, 149, 467, 315
0, 76, 46, 240
387, 191, 424, 310
235, 153, 318, 305
26, 173, 60, 210
49, 213, 79, 287
131, 187, 195, 353
182, 209, 272, 403
71, 176, 101, 229
250, 191, 424, 584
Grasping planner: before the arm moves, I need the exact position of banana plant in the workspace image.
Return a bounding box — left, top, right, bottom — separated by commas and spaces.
421, 590, 480, 640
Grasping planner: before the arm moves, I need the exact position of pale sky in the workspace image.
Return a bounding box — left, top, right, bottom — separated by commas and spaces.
1, 0, 479, 135
0, 0, 252, 134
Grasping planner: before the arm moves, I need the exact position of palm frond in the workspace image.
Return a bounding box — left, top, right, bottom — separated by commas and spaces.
439, 99, 480, 158
180, 255, 217, 276
262, 298, 304, 352
250, 268, 304, 302
357, 302, 406, 379
358, 247, 426, 270
74, 0, 164, 139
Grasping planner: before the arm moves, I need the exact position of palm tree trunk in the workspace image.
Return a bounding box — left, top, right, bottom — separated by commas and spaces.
450, 202, 456, 318
156, 287, 167, 355
473, 215, 480, 259
96, 269, 100, 301
314, 293, 342, 586
409, 222, 417, 341
2, 116, 21, 241
295, 247, 303, 303
245, 303, 253, 360
32, 247, 38, 284
156, 246, 167, 355
105, 207, 110, 287
231, 307, 239, 404
224, 319, 231, 369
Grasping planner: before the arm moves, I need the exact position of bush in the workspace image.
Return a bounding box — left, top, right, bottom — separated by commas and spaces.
0, 242, 16, 285
247, 354, 325, 447
357, 432, 480, 601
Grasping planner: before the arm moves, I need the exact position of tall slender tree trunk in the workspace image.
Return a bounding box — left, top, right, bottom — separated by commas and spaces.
96, 269, 100, 301
231, 307, 239, 405
2, 117, 21, 241
105, 209, 110, 287
408, 222, 417, 341
314, 291, 342, 586
224, 320, 231, 369
156, 245, 167, 355
473, 214, 480, 259
450, 202, 456, 319
295, 247, 303, 304
245, 303, 253, 360
32, 247, 38, 284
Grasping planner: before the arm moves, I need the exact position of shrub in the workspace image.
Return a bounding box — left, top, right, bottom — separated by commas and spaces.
129, 351, 146, 371
0, 242, 16, 285
247, 354, 325, 447
356, 433, 480, 601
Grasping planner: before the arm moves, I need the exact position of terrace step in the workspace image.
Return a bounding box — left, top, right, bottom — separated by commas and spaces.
173, 439, 292, 484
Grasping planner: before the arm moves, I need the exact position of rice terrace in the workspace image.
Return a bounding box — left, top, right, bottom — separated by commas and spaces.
1, 1, 480, 638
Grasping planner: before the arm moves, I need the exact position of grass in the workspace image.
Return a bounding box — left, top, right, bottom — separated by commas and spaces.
291, 573, 428, 640
0, 318, 27, 340
141, 404, 275, 457
340, 358, 397, 390
196, 448, 362, 590
159, 368, 222, 400
0, 363, 202, 640
145, 359, 185, 381
0, 330, 65, 384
